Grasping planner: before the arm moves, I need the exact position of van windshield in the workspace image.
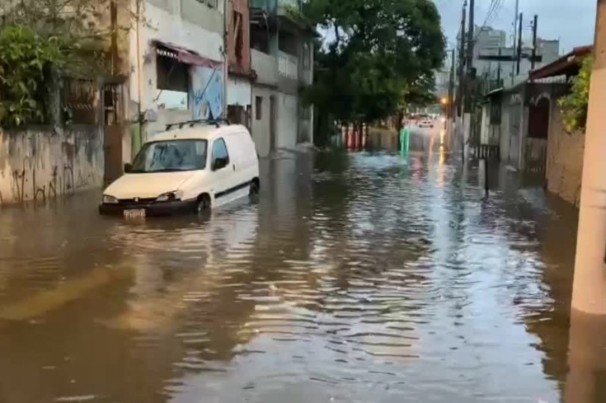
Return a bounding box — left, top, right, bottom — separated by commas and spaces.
131, 140, 208, 173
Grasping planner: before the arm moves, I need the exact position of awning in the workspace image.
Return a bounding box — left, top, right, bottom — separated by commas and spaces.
485, 87, 504, 98
529, 45, 592, 80
152, 40, 223, 69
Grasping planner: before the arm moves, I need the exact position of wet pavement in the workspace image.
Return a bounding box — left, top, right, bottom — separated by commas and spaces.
0, 149, 585, 402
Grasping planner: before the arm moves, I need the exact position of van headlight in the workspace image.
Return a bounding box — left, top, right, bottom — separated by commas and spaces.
102, 195, 119, 204
156, 190, 182, 202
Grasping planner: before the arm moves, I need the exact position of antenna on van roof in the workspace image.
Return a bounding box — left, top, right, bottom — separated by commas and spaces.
165, 118, 232, 131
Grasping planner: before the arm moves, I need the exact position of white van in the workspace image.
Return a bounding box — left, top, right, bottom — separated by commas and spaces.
99, 123, 259, 217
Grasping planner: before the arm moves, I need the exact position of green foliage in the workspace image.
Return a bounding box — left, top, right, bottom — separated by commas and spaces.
559, 56, 593, 133
0, 0, 133, 128
0, 25, 66, 127
302, 0, 445, 132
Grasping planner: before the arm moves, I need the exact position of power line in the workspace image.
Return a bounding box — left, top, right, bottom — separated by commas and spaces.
476, 0, 504, 39
481, 0, 500, 27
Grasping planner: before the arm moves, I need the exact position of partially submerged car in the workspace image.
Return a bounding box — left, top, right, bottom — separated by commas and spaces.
99, 121, 259, 217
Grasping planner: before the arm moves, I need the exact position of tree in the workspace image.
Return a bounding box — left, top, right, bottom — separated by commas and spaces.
0, 0, 135, 127
303, 0, 445, 142
0, 25, 66, 127
559, 56, 593, 133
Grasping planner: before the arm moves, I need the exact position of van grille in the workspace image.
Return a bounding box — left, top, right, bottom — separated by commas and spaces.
118, 197, 156, 206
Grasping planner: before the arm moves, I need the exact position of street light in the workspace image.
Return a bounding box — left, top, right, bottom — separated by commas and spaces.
441, 97, 449, 105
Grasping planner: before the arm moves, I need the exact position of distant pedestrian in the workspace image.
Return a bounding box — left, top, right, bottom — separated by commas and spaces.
400, 123, 411, 155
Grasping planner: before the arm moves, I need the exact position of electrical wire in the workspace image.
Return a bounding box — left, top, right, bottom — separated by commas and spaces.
475, 0, 504, 39
477, 0, 499, 35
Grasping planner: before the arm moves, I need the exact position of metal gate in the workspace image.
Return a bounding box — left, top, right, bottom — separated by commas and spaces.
524, 97, 550, 173
508, 102, 522, 168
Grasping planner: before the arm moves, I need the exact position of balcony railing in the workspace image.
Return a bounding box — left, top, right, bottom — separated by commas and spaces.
278, 51, 298, 80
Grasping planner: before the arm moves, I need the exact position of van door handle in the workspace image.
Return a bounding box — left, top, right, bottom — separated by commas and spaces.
232, 164, 235, 171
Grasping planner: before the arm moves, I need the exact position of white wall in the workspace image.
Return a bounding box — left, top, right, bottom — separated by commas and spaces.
278, 51, 298, 80
252, 86, 274, 157
228, 77, 252, 107
277, 93, 297, 150
251, 50, 278, 86
480, 105, 490, 144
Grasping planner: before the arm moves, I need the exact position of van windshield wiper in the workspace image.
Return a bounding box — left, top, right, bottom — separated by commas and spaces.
148, 168, 196, 173
129, 168, 192, 173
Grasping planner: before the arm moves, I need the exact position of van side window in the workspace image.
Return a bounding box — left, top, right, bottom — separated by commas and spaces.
211, 138, 230, 170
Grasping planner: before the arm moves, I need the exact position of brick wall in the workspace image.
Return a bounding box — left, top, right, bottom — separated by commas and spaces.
545, 104, 585, 207
228, 0, 251, 75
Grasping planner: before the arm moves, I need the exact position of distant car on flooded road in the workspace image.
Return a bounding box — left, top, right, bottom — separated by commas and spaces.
99, 121, 260, 218
418, 119, 434, 128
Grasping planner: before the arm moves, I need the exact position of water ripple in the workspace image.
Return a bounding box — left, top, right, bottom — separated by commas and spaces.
0, 152, 579, 402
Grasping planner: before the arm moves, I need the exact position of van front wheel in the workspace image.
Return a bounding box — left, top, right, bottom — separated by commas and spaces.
249, 180, 259, 197
195, 195, 211, 213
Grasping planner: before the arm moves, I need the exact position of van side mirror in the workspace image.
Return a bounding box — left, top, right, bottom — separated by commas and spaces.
213, 157, 227, 170
124, 163, 132, 173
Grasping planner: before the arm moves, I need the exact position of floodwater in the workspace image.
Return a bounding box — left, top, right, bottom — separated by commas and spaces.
0, 148, 590, 402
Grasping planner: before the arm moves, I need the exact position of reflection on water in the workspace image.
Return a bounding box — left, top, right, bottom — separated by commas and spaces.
0, 150, 590, 402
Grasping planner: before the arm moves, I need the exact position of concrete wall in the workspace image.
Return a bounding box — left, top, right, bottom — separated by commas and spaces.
480, 105, 490, 144
299, 105, 313, 144
228, 77, 252, 107
499, 98, 512, 163
278, 51, 298, 80
252, 86, 274, 157
0, 128, 104, 206
252, 50, 278, 86
475, 40, 560, 82
180, 0, 224, 37
277, 93, 297, 150
129, 0, 224, 138
499, 92, 526, 169
546, 105, 585, 206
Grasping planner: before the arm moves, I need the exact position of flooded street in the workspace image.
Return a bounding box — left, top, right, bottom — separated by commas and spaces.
0, 150, 582, 402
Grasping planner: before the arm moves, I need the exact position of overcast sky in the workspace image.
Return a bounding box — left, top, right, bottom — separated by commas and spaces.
435, 0, 596, 53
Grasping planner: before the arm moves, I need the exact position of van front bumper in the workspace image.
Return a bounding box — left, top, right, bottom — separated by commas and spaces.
99, 199, 198, 216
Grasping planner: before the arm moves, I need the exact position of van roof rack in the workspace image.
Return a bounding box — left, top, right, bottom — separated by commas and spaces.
166, 118, 231, 131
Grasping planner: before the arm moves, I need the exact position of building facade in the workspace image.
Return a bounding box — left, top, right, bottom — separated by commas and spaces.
250, 0, 315, 157
457, 26, 560, 83
227, 0, 254, 128
477, 45, 591, 202
476, 38, 560, 83
127, 0, 227, 153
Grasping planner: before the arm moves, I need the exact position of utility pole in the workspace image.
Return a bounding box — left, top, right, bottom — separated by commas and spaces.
466, 0, 475, 78
456, 1, 467, 118
511, 0, 520, 84
462, 0, 474, 160
516, 13, 523, 75
448, 49, 455, 118
496, 48, 502, 84
531, 15, 538, 70
446, 48, 456, 151
110, 0, 118, 76
223, 0, 229, 119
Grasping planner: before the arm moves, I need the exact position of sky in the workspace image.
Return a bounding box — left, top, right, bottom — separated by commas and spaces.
434, 0, 597, 54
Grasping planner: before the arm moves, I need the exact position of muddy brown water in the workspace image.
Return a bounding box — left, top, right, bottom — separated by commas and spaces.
0, 150, 589, 402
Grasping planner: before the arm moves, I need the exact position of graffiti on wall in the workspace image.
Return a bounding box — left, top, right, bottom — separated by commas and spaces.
6, 158, 90, 205
193, 66, 224, 120
0, 129, 102, 206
